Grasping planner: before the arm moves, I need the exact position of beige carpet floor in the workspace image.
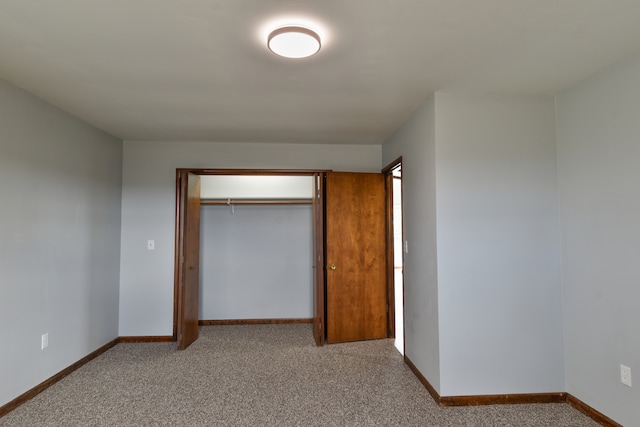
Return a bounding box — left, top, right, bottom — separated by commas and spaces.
1, 324, 600, 426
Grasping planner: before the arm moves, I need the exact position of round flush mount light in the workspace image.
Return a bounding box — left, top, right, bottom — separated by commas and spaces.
267, 26, 321, 59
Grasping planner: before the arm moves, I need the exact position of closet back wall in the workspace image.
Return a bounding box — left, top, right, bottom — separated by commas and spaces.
199, 205, 313, 321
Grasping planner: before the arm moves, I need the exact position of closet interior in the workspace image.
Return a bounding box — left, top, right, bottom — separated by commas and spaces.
198, 175, 315, 322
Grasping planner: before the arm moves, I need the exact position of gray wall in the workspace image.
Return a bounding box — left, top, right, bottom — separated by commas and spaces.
435, 93, 564, 396
200, 205, 313, 320
382, 96, 440, 392
0, 79, 122, 407
556, 52, 640, 427
119, 140, 381, 336
383, 92, 564, 397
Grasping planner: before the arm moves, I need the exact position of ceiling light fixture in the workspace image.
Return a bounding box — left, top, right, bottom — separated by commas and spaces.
267, 26, 321, 59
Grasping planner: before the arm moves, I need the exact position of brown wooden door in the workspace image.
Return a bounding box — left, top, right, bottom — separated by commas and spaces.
325, 172, 387, 343
313, 173, 326, 346
177, 172, 201, 349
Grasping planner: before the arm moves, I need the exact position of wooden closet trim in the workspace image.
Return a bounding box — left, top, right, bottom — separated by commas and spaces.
173, 168, 329, 341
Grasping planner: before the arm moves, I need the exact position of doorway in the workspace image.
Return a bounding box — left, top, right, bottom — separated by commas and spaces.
384, 158, 404, 355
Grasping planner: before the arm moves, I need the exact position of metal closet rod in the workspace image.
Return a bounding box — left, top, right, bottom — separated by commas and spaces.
201, 198, 312, 206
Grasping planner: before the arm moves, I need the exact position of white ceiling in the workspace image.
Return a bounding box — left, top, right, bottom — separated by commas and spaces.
1, 1, 640, 145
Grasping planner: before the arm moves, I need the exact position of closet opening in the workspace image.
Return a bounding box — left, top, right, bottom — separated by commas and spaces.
174, 169, 326, 349
198, 175, 315, 325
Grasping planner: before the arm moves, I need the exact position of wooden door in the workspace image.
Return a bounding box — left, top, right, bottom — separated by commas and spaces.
325, 172, 387, 343
177, 172, 201, 349
313, 173, 326, 346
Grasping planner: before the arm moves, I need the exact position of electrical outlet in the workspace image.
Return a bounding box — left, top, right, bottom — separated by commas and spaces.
41, 333, 48, 350
147, 240, 155, 250
620, 364, 632, 387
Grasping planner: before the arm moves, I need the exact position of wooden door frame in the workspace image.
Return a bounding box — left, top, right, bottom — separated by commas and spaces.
382, 157, 403, 339
173, 168, 328, 344
312, 173, 326, 346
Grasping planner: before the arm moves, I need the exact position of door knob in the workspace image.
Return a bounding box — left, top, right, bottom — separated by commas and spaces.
329, 264, 336, 270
